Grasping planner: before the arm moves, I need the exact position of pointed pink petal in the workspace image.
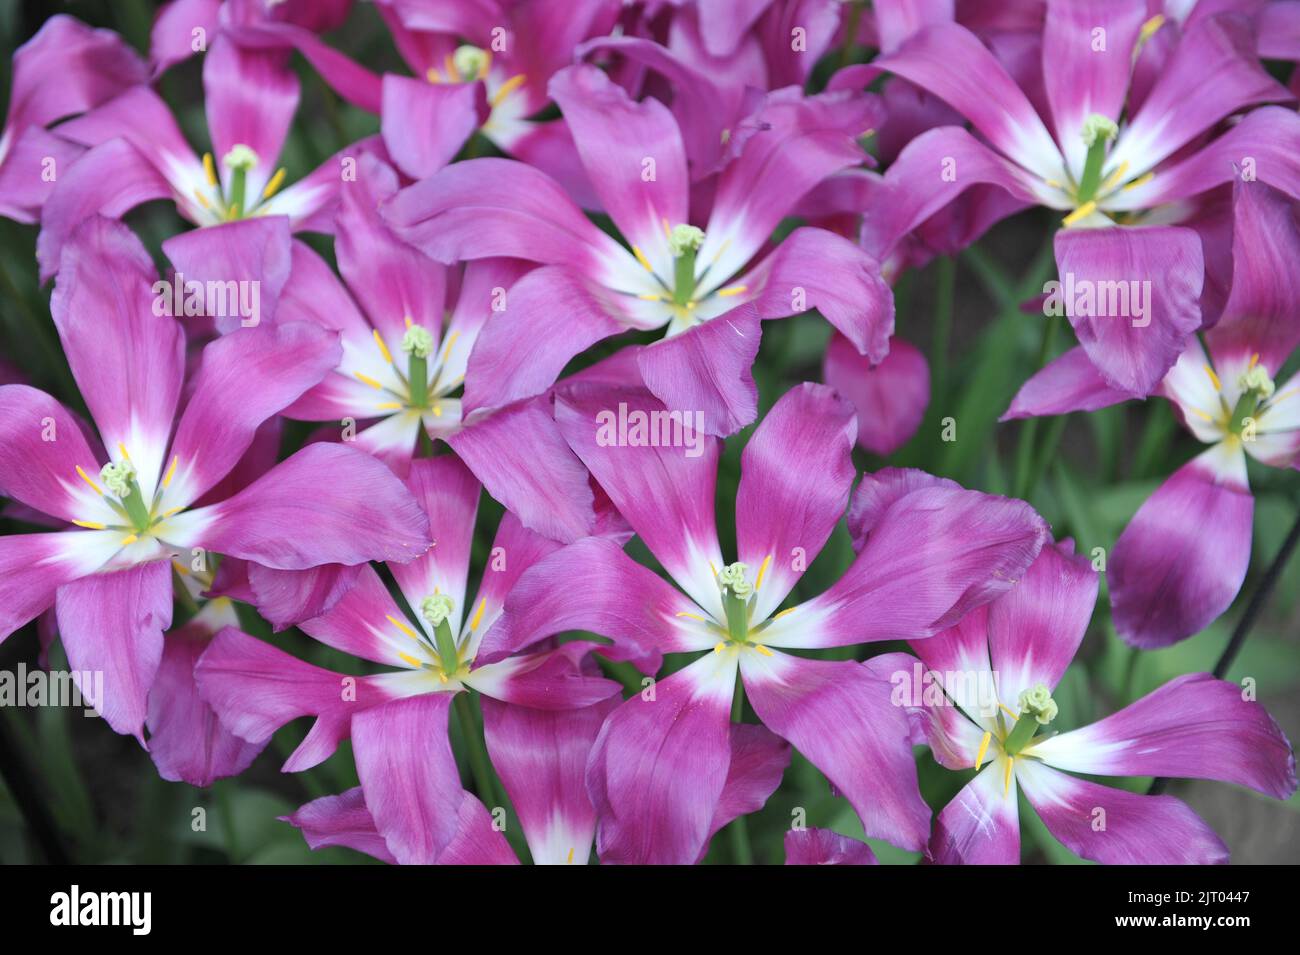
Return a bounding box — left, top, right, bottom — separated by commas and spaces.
0, 127, 85, 224
434, 793, 520, 865
784, 827, 879, 865
161, 216, 294, 333
1002, 345, 1130, 420
149, 0, 222, 75
0, 532, 106, 642
380, 74, 485, 180
466, 641, 622, 710
1111, 443, 1253, 648
930, 761, 1021, 864
1017, 759, 1229, 864
57, 559, 172, 743
701, 723, 791, 861
824, 333, 930, 455
0, 385, 106, 524
246, 563, 363, 632
280, 787, 397, 863
296, 563, 420, 667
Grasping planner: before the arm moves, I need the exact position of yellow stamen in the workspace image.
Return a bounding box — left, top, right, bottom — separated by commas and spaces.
162, 455, 179, 488
121, 534, 138, 546
431, 404, 443, 418
754, 555, 772, 591
441, 331, 460, 363
490, 73, 528, 108
202, 152, 219, 187
716, 285, 748, 298
567, 847, 575, 864
372, 329, 393, 364
631, 245, 654, 273
386, 614, 418, 640
974, 731, 993, 772
117, 442, 131, 463
753, 644, 773, 657
1003, 756, 1015, 796
999, 702, 1019, 721
377, 402, 403, 411
637, 293, 664, 302
354, 371, 384, 390
173, 561, 189, 576
193, 189, 212, 211
404, 315, 414, 328
1122, 172, 1154, 191
426, 67, 442, 83
1098, 160, 1131, 195
1062, 200, 1098, 226
1044, 179, 1063, 190
75, 465, 102, 494
1188, 407, 1214, 422
262, 167, 287, 200
469, 597, 487, 632
1139, 14, 1165, 44
675, 611, 705, 621
771, 607, 796, 620
713, 642, 726, 654
1204, 364, 1222, 392
398, 651, 423, 668
160, 506, 184, 519
439, 672, 449, 684
444, 53, 457, 82
71, 520, 106, 530
1249, 352, 1260, 369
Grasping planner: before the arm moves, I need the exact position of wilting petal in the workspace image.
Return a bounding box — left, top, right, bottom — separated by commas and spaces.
784, 827, 879, 865
845, 467, 955, 548
165, 443, 431, 569
555, 383, 725, 616
56, 559, 172, 743
481, 693, 619, 864
735, 383, 857, 621
1016, 759, 1229, 864
246, 563, 363, 632
930, 759, 1021, 864
1002, 345, 1130, 420
353, 693, 466, 865
280, 787, 397, 864
741, 650, 931, 851
761, 482, 1047, 648
167, 321, 340, 507
701, 723, 792, 861
586, 651, 737, 865
1110, 441, 1253, 648
824, 333, 930, 454
478, 537, 708, 672
146, 598, 263, 786
1053, 225, 1204, 397
988, 541, 1098, 708
447, 398, 600, 544
1029, 673, 1296, 799
50, 216, 184, 497
161, 216, 294, 333
635, 305, 763, 438
381, 75, 485, 180
738, 227, 893, 363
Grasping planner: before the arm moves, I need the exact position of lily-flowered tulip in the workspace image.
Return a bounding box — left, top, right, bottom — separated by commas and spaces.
0, 216, 430, 743
843, 5, 1300, 396
488, 382, 1049, 862
1006, 179, 1300, 647
0, 15, 147, 224
906, 538, 1296, 863
386, 61, 892, 436
195, 456, 624, 864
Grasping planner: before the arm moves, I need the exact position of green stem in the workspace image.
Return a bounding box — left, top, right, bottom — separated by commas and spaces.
839, 1, 864, 69
931, 256, 955, 397
673, 248, 697, 306
726, 673, 754, 865
1013, 317, 1059, 499
408, 353, 429, 409
454, 691, 498, 806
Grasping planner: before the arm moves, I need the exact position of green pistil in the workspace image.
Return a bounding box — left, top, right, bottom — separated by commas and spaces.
718, 562, 752, 642
1003, 683, 1057, 755
1229, 365, 1275, 435
402, 326, 435, 409
421, 594, 460, 672
669, 224, 705, 307
1077, 114, 1118, 203
222, 144, 259, 219
101, 461, 151, 533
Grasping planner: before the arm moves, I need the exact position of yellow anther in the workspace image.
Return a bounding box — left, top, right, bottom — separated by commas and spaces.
439, 672, 449, 684
1189, 407, 1214, 422
426, 67, 442, 84
1204, 364, 1222, 392
713, 642, 726, 654
974, 731, 993, 772
75, 465, 102, 494
1098, 160, 1131, 195
491, 73, 528, 108
373, 329, 393, 364
398, 651, 423, 668
637, 293, 664, 302
753, 644, 773, 657
1003, 756, 1015, 796
1044, 179, 1063, 190
771, 607, 796, 620
440, 331, 460, 363
173, 561, 189, 576
999, 702, 1019, 721
675, 611, 705, 621
386, 614, 418, 639
162, 455, 179, 488
631, 245, 655, 273
1249, 352, 1260, 369
262, 167, 287, 200
377, 402, 403, 411
1139, 14, 1165, 44
71, 520, 106, 530
431, 404, 443, 418
404, 315, 414, 328
1062, 200, 1098, 226
567, 847, 575, 864
202, 152, 219, 187
716, 285, 748, 298
160, 506, 184, 519
121, 534, 138, 545
354, 371, 384, 390
193, 189, 213, 211
754, 555, 772, 591
469, 597, 487, 632
1123, 172, 1154, 191
117, 442, 131, 463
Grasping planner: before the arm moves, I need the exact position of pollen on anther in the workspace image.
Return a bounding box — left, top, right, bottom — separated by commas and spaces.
75, 465, 102, 495
373, 329, 393, 364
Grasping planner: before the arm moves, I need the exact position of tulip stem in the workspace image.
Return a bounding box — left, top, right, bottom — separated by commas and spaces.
1148, 506, 1300, 795
454, 691, 499, 809
726, 673, 754, 865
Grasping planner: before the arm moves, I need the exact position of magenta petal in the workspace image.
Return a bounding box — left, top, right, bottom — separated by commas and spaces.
168, 321, 341, 506
741, 651, 931, 851
481, 693, 618, 864
702, 723, 791, 861
930, 762, 1021, 864
447, 397, 600, 544
823, 333, 930, 455
387, 457, 480, 617
635, 305, 763, 438
280, 787, 397, 864
735, 383, 857, 619
1016, 760, 1229, 864
161, 216, 294, 333
0, 533, 103, 644
466, 642, 622, 710
1053, 225, 1204, 397
296, 564, 417, 667
56, 559, 172, 744
784, 827, 879, 865
146, 601, 264, 786
352, 693, 465, 865
0, 126, 85, 224
246, 563, 363, 632
1110, 444, 1253, 648
174, 443, 432, 570
0, 385, 105, 524
988, 540, 1098, 707
434, 794, 520, 865
1031, 673, 1296, 799
149, 0, 222, 75
473, 511, 563, 636
1002, 345, 1130, 420
381, 74, 485, 180
586, 652, 736, 865
845, 467, 957, 549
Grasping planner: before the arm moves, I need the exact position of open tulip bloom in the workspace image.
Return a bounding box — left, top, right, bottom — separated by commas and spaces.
195, 455, 624, 864
904, 538, 1295, 864
488, 382, 1049, 862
